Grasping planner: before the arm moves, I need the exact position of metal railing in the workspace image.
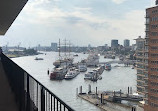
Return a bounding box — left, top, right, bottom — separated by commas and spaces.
1, 53, 74, 111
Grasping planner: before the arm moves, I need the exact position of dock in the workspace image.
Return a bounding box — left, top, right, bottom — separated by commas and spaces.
77, 86, 144, 111
78, 94, 132, 111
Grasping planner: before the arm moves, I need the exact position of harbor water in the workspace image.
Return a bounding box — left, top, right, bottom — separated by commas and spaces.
12, 52, 136, 111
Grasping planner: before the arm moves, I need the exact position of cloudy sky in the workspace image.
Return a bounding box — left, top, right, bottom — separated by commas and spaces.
0, 0, 154, 47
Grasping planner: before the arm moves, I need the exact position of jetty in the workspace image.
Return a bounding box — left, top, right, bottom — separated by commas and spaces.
77, 85, 144, 111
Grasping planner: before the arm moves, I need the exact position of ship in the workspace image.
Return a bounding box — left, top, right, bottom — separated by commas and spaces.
50, 67, 68, 80
86, 53, 99, 67
53, 39, 73, 68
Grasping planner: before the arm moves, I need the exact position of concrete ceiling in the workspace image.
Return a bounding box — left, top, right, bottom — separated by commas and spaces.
0, 0, 28, 35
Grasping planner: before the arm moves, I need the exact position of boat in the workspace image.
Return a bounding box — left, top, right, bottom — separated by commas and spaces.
95, 65, 105, 74
34, 57, 44, 60
53, 39, 74, 68
53, 58, 73, 68
78, 64, 87, 72
73, 54, 78, 57
86, 53, 99, 67
84, 71, 96, 80
50, 67, 68, 80
105, 63, 111, 70
65, 68, 80, 79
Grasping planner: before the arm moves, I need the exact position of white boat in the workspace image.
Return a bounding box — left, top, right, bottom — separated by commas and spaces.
50, 67, 68, 80
86, 53, 99, 67
78, 64, 87, 72
65, 68, 80, 79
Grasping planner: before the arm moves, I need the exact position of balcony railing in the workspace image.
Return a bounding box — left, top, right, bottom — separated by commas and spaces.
1, 53, 74, 111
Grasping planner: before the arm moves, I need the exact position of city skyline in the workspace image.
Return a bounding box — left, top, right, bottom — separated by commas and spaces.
0, 0, 152, 47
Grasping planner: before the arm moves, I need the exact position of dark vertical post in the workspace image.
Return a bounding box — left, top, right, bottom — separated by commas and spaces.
88, 84, 91, 94
50, 96, 52, 111
96, 87, 97, 95
80, 86, 82, 94
57, 100, 58, 111
54, 97, 55, 111
101, 94, 103, 104
41, 87, 45, 111
26, 75, 30, 111
128, 87, 129, 96
37, 83, 38, 109
76, 88, 78, 95
130, 87, 132, 94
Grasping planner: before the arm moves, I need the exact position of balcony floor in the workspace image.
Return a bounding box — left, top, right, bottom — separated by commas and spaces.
0, 61, 18, 111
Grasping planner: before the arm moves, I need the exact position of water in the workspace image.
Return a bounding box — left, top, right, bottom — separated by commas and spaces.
12, 52, 136, 111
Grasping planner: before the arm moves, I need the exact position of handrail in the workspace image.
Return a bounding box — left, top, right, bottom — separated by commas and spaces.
1, 53, 74, 111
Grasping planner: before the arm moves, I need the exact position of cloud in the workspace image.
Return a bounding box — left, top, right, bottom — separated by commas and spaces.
111, 0, 127, 4
7, 0, 145, 47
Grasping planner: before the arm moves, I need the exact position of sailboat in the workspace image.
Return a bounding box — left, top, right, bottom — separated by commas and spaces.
53, 39, 73, 68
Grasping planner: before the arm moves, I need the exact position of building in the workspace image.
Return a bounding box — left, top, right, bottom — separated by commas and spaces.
124, 39, 130, 47
51, 42, 58, 51
144, 1, 158, 110
111, 39, 118, 47
135, 36, 147, 98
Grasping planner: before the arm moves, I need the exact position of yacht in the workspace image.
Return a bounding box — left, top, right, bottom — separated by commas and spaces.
65, 68, 80, 79
50, 67, 68, 80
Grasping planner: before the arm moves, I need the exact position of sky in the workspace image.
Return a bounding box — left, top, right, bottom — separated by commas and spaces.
0, 0, 154, 47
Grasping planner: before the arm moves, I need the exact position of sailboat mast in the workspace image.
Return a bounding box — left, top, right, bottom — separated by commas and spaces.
65, 38, 67, 58
69, 41, 71, 57
59, 39, 61, 59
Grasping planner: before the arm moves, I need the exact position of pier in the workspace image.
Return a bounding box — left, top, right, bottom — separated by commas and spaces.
77, 85, 144, 111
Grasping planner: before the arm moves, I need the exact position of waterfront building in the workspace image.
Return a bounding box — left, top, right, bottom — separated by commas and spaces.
111, 39, 118, 47
144, 1, 158, 110
135, 36, 147, 98
124, 39, 130, 47
51, 42, 58, 51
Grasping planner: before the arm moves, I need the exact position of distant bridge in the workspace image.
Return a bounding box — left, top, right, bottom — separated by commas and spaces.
99, 60, 137, 65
